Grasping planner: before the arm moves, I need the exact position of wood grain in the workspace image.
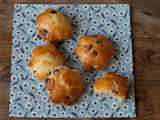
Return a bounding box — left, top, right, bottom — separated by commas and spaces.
0, 0, 160, 120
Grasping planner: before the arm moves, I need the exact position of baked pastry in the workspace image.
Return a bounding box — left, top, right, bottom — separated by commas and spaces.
28, 44, 64, 80
45, 66, 84, 105
36, 8, 73, 42
94, 72, 128, 100
75, 35, 114, 71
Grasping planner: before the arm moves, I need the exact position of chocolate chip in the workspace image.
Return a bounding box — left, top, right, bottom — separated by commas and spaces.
112, 90, 118, 94
87, 65, 95, 71
92, 50, 97, 56
66, 96, 70, 100
33, 70, 37, 74
88, 45, 93, 50
41, 29, 48, 36
53, 69, 60, 75
84, 45, 92, 51
37, 35, 41, 39
45, 78, 49, 83
54, 43, 60, 49
50, 9, 57, 14
95, 39, 101, 44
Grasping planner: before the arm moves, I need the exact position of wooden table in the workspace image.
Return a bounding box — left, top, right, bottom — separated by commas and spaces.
0, 0, 160, 120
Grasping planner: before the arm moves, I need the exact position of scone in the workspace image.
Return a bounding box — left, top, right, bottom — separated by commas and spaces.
36, 8, 73, 42
94, 72, 128, 100
45, 66, 84, 105
75, 35, 114, 71
28, 44, 64, 80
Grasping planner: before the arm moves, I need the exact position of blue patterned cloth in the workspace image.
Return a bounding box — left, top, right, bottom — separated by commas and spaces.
9, 4, 136, 118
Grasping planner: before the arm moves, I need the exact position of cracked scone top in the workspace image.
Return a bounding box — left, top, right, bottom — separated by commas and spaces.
36, 8, 73, 42
94, 72, 128, 100
28, 44, 64, 80
75, 35, 114, 71
45, 66, 84, 105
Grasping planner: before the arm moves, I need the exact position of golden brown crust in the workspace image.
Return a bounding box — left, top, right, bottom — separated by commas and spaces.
94, 72, 128, 99
45, 66, 84, 105
28, 44, 64, 80
36, 8, 73, 42
75, 35, 114, 71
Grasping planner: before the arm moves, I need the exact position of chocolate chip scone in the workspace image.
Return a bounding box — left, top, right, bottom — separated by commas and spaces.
75, 35, 114, 71
45, 66, 84, 105
28, 44, 64, 80
36, 8, 73, 42
94, 72, 128, 100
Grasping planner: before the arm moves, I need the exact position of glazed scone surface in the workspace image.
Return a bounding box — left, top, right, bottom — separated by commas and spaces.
28, 44, 64, 80
94, 72, 128, 99
45, 66, 84, 105
75, 35, 114, 71
36, 8, 73, 42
